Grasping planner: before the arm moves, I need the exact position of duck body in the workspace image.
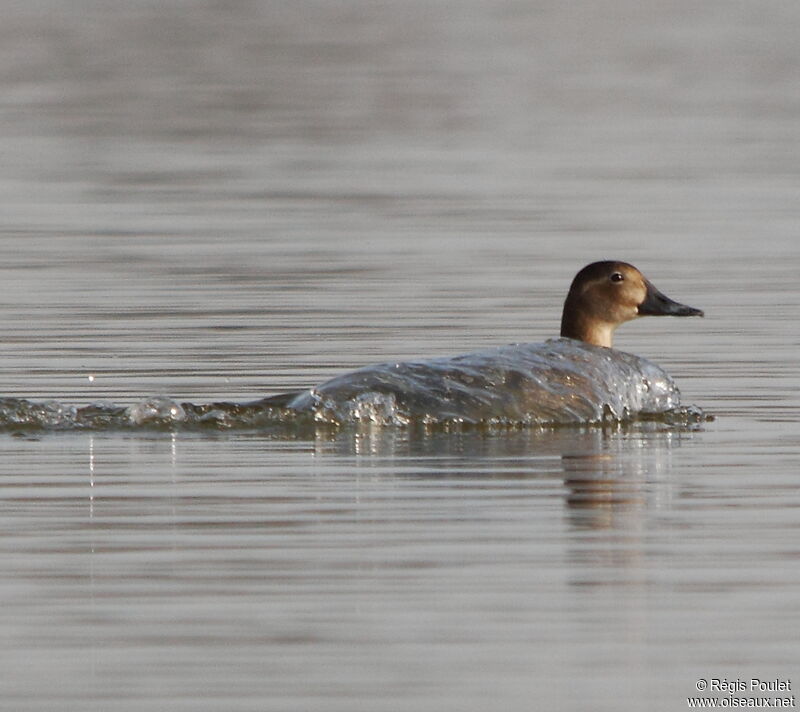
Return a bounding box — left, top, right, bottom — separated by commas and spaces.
260, 261, 703, 426
282, 338, 682, 425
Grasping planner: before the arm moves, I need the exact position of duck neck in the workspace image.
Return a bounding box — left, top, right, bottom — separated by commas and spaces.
560, 309, 615, 348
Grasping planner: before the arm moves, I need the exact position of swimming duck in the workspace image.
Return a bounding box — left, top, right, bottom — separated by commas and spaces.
259, 261, 704, 425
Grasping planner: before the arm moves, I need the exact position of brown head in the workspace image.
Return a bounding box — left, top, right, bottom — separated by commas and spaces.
560, 261, 703, 348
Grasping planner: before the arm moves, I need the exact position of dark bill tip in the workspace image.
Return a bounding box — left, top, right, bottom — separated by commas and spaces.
638, 281, 704, 318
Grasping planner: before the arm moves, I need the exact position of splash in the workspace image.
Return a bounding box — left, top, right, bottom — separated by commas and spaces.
280, 339, 698, 426
0, 340, 709, 433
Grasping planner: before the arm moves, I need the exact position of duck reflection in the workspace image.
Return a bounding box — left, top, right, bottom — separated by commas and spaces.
311, 422, 686, 526
308, 424, 689, 592
563, 453, 646, 522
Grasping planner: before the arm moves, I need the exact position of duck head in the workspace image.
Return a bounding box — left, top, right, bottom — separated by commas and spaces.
560, 261, 703, 348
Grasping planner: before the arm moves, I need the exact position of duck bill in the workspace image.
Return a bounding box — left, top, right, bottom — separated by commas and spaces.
638, 280, 704, 317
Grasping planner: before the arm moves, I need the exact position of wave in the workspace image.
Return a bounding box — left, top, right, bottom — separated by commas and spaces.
0, 340, 709, 433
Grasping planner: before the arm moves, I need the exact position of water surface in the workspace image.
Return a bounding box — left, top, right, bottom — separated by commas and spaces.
1, 2, 799, 711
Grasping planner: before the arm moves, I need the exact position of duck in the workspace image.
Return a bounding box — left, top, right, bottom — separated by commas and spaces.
257, 261, 704, 426
559, 261, 703, 347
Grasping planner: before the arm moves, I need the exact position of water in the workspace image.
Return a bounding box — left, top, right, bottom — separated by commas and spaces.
279, 338, 696, 426
1, 1, 799, 710
0, 339, 702, 429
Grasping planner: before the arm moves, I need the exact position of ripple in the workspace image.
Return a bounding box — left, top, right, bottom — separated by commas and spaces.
0, 340, 709, 433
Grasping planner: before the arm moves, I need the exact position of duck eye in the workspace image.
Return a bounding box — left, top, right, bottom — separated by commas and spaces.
610, 272, 624, 283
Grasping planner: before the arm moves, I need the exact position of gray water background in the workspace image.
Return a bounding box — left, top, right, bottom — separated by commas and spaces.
1, 2, 799, 710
